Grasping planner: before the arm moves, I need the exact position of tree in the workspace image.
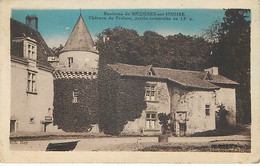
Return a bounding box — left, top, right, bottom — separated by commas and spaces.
50, 44, 64, 57
96, 27, 212, 71
210, 9, 251, 124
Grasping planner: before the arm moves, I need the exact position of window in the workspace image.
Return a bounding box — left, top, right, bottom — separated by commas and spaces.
26, 42, 37, 60
72, 89, 79, 103
27, 71, 36, 93
29, 117, 35, 124
145, 85, 156, 101
205, 104, 210, 116
68, 57, 73, 67
146, 112, 157, 129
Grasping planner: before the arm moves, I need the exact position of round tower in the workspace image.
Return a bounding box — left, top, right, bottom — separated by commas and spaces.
53, 14, 99, 132
54, 15, 99, 79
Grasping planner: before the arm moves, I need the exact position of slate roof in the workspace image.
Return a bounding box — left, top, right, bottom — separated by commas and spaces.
61, 15, 97, 53
10, 18, 53, 68
108, 63, 238, 90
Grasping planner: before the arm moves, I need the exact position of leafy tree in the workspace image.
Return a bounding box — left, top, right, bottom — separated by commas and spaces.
96, 27, 212, 71
50, 44, 64, 57
210, 9, 251, 124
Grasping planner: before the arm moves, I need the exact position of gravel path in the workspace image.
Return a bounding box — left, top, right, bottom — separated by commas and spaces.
10, 135, 250, 152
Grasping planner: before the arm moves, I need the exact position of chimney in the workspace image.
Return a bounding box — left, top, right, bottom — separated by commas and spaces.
26, 15, 38, 30
204, 67, 218, 75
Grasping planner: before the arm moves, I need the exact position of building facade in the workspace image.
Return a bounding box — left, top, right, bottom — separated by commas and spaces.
102, 63, 238, 136
10, 17, 57, 133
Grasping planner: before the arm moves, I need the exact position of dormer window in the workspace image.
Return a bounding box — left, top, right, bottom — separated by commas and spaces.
146, 66, 155, 76
24, 39, 37, 60
147, 70, 153, 76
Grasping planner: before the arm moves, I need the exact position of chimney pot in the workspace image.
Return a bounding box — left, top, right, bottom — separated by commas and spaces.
204, 67, 218, 75
26, 15, 38, 30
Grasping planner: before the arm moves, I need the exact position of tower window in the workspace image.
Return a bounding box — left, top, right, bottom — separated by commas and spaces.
72, 89, 79, 103
68, 57, 73, 67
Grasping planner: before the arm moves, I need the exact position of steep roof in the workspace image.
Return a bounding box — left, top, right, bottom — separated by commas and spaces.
10, 18, 53, 68
108, 63, 238, 90
60, 15, 97, 53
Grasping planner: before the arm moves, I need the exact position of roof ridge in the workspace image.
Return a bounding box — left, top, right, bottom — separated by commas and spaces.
111, 63, 204, 73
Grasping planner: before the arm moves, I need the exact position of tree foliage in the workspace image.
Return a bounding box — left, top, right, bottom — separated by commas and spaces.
50, 44, 64, 57
210, 9, 251, 124
216, 104, 229, 129
96, 27, 212, 71
53, 78, 99, 132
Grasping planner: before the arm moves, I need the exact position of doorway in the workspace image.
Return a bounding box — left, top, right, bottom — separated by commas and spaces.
179, 122, 186, 136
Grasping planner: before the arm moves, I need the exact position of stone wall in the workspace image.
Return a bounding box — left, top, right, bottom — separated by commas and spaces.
216, 87, 236, 125
122, 81, 171, 135
170, 86, 218, 136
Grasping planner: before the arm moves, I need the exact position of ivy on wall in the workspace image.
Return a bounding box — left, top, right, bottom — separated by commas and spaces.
98, 65, 147, 135
53, 78, 99, 132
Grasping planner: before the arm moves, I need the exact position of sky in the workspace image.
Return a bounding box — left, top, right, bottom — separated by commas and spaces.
12, 9, 226, 48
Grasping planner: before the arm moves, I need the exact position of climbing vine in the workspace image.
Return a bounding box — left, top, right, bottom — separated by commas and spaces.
53, 78, 99, 132
98, 65, 147, 135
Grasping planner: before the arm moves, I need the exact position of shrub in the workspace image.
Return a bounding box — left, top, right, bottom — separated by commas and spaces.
216, 104, 230, 129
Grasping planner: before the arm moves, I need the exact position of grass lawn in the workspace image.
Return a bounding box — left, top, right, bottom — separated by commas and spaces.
139, 143, 251, 152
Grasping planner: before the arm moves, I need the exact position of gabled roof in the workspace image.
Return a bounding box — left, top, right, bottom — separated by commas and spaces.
60, 15, 97, 53
108, 63, 238, 90
10, 18, 53, 68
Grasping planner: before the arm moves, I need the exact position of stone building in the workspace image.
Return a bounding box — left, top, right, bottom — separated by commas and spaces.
102, 63, 238, 136
51, 14, 99, 132
10, 17, 57, 133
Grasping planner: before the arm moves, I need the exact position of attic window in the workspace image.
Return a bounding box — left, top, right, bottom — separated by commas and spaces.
147, 71, 153, 76
147, 68, 155, 76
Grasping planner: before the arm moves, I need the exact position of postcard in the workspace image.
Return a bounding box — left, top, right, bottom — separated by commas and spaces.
0, 0, 259, 163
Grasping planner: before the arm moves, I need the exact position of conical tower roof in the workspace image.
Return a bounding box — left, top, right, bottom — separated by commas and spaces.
61, 15, 97, 53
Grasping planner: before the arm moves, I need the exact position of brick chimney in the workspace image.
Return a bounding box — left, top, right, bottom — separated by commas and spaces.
26, 15, 38, 30
204, 67, 219, 75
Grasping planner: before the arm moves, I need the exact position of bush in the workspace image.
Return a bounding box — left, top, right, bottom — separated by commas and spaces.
158, 113, 171, 135
216, 104, 230, 129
